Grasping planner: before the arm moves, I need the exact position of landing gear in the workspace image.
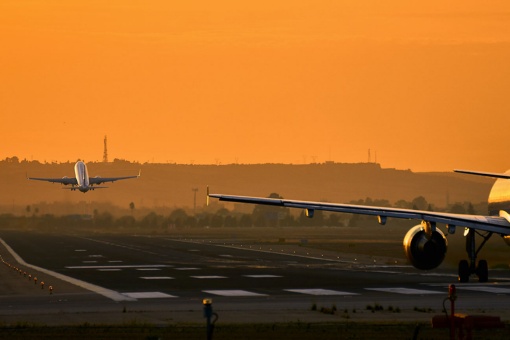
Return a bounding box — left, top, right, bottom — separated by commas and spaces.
457, 228, 492, 283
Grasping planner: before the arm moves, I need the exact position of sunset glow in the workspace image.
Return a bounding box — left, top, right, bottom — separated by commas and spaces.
2, 1, 510, 171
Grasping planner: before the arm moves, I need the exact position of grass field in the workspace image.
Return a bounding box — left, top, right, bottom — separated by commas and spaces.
0, 321, 508, 339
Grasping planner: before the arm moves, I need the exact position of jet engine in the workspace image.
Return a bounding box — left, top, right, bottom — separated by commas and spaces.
61, 176, 69, 185
403, 224, 447, 270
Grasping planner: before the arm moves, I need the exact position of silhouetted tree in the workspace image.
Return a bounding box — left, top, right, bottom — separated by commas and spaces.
252, 193, 290, 227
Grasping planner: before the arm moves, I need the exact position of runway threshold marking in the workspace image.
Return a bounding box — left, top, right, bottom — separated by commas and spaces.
203, 290, 267, 297
365, 287, 443, 295
0, 238, 135, 302
457, 286, 510, 294
285, 289, 359, 296
123, 292, 177, 299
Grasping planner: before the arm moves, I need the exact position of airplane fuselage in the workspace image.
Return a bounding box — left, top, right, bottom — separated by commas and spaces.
74, 161, 90, 192
488, 171, 510, 216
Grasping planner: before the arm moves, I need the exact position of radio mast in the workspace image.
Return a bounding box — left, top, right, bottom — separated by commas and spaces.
103, 135, 108, 163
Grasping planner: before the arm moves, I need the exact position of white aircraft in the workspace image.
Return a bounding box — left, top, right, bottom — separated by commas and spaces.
28, 161, 140, 193
208, 169, 510, 283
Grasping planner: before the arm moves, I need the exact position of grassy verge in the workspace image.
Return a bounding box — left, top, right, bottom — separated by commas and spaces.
0, 321, 507, 339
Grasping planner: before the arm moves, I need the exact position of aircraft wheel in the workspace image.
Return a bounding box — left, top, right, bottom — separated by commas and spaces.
458, 260, 470, 283
477, 259, 488, 283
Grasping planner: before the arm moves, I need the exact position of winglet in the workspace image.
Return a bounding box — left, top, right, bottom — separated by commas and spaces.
206, 186, 210, 206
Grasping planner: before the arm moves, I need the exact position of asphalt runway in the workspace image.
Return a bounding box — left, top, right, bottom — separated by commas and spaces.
1, 229, 510, 325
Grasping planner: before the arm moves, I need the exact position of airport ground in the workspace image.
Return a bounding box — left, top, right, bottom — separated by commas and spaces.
1, 226, 509, 339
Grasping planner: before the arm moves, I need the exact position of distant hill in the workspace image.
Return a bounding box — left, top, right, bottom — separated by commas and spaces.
0, 160, 494, 215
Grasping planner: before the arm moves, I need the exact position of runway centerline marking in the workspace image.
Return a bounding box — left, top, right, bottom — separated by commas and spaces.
285, 289, 358, 296
140, 276, 175, 280
365, 288, 442, 295
244, 275, 282, 278
191, 276, 227, 279
66, 264, 172, 269
203, 290, 267, 297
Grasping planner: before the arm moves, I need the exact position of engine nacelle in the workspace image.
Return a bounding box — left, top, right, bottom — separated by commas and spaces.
403, 224, 447, 270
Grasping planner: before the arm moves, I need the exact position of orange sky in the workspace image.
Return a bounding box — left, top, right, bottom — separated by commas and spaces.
1, 1, 510, 172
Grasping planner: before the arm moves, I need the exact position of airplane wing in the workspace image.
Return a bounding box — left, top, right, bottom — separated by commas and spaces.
208, 193, 510, 235
27, 176, 78, 185
89, 171, 140, 185
454, 169, 510, 180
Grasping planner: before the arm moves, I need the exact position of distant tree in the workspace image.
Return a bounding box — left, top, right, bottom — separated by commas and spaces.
394, 199, 412, 209
5, 156, 19, 163
141, 211, 163, 228
467, 202, 476, 215
170, 209, 188, 229
327, 214, 343, 227
116, 215, 136, 228
224, 215, 237, 228
411, 196, 428, 210
239, 214, 253, 228
450, 203, 466, 214
348, 214, 361, 227
252, 193, 290, 227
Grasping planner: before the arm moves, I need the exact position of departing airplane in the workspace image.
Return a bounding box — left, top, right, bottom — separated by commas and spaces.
28, 161, 140, 193
208, 169, 510, 283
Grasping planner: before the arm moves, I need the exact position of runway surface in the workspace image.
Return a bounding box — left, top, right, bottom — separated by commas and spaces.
1, 229, 510, 325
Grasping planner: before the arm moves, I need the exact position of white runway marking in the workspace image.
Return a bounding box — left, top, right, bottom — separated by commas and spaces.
175, 267, 200, 271
140, 276, 174, 280
244, 275, 282, 278
458, 286, 510, 294
88, 255, 103, 258
203, 290, 267, 297
123, 292, 177, 299
365, 287, 443, 295
285, 289, 358, 296
136, 268, 161, 271
191, 276, 227, 279
66, 264, 172, 269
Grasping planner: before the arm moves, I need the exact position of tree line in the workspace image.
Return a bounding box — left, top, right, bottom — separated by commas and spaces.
0, 194, 485, 232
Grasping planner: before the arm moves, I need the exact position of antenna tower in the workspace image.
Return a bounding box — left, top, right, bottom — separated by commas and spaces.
103, 135, 108, 163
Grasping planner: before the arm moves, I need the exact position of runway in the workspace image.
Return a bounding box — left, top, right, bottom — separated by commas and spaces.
1, 229, 510, 325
